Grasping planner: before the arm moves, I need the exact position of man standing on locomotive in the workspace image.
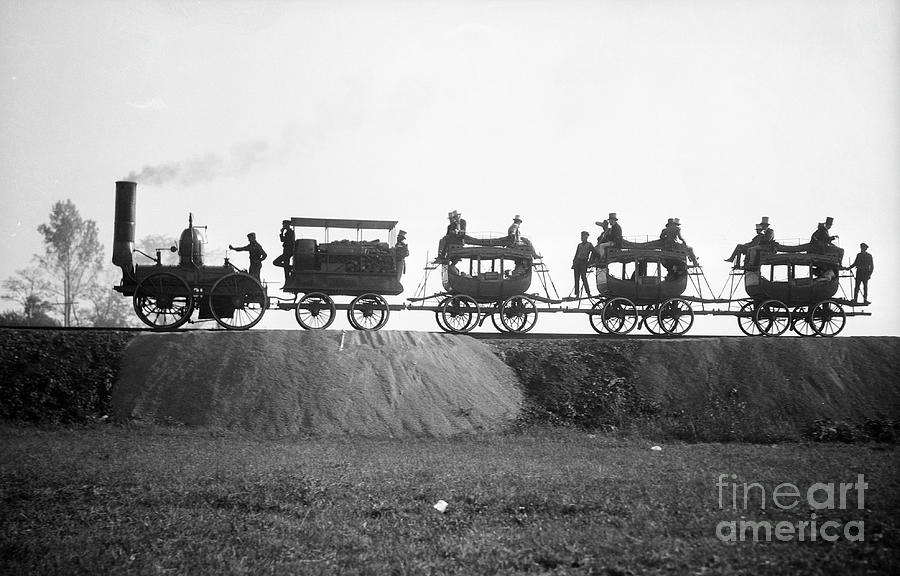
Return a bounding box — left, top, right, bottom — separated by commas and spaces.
571, 230, 594, 300
229, 232, 267, 281
272, 219, 295, 286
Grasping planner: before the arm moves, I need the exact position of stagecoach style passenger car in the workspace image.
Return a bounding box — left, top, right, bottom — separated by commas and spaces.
435, 242, 541, 333
739, 252, 846, 337
589, 248, 695, 336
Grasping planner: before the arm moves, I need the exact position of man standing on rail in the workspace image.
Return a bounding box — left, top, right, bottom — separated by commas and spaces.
571, 230, 594, 300
846, 242, 874, 304
272, 219, 295, 286
229, 232, 267, 281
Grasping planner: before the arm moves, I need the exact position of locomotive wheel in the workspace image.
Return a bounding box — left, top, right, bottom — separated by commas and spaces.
440, 295, 480, 334
295, 292, 336, 330
348, 293, 390, 331
810, 300, 846, 337
736, 302, 762, 336
658, 298, 694, 337
209, 272, 267, 330
601, 297, 638, 335
588, 300, 608, 335
133, 272, 194, 330
499, 296, 538, 333
641, 304, 663, 336
754, 299, 790, 337
790, 307, 817, 337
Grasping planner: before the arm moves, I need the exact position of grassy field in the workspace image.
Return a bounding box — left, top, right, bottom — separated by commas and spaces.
1, 425, 898, 575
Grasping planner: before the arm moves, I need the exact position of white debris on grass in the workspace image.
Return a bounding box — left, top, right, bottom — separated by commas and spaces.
650, 445, 662, 451
433, 500, 449, 513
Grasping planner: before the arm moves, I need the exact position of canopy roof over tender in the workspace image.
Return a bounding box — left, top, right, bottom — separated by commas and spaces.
290, 217, 398, 230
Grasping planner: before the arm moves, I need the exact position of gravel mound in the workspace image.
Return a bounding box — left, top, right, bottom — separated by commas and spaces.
112, 330, 523, 437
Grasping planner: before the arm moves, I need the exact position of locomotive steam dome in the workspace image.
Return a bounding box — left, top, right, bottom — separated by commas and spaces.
178, 221, 204, 266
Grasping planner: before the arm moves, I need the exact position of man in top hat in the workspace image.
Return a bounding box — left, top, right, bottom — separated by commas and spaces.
571, 230, 594, 299
725, 216, 774, 269
659, 218, 676, 247
507, 215, 522, 246
846, 242, 873, 304
810, 217, 838, 254
272, 219, 295, 285
436, 210, 467, 262
394, 229, 409, 276
230, 232, 267, 280
593, 212, 622, 262
666, 217, 699, 266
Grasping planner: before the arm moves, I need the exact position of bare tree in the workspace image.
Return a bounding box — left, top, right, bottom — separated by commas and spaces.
36, 200, 104, 327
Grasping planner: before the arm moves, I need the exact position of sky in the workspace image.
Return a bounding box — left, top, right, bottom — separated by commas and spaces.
1, 0, 898, 335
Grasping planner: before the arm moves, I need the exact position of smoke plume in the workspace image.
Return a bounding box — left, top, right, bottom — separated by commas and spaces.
125, 140, 272, 186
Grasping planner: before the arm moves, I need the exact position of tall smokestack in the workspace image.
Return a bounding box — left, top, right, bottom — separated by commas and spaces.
113, 181, 136, 274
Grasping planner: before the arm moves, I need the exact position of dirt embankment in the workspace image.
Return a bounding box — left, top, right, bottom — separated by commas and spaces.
490, 337, 900, 441
3, 328, 898, 441
112, 330, 523, 437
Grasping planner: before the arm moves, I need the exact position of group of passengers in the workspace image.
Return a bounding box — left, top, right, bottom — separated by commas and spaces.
436, 211, 527, 262
571, 213, 697, 299
725, 215, 872, 304
432, 209, 874, 305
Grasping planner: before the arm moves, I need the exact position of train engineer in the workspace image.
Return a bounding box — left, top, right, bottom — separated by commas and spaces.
229, 232, 267, 280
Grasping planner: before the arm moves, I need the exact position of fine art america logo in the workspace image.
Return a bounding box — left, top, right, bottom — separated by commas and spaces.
715, 474, 867, 543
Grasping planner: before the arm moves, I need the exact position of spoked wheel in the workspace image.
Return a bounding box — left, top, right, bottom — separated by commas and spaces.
499, 295, 538, 333
348, 293, 390, 331
209, 273, 267, 330
435, 297, 452, 332
440, 294, 480, 334
641, 304, 663, 336
490, 311, 508, 333
602, 297, 638, 335
295, 292, 336, 330
810, 300, 846, 337
790, 307, 816, 337
736, 302, 762, 336
754, 299, 790, 337
133, 272, 194, 330
658, 298, 694, 336
588, 300, 608, 335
